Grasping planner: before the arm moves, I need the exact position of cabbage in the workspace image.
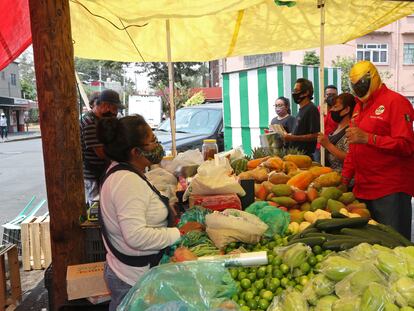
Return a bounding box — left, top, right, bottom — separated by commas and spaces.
321, 256, 360, 282
391, 277, 414, 307
280, 243, 312, 269
360, 283, 393, 311
332, 297, 360, 311
315, 295, 339, 311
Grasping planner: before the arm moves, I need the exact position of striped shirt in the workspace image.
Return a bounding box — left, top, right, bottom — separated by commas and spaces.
80, 111, 106, 180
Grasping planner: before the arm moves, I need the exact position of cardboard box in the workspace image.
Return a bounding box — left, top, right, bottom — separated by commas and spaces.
66, 262, 110, 300
87, 293, 111, 304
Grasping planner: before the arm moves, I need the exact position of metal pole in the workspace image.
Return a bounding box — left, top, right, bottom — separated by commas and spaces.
318, 0, 326, 166
99, 65, 102, 91
166, 19, 177, 156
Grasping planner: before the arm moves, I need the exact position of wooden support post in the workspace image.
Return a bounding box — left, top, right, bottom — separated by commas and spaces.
28, 0, 86, 309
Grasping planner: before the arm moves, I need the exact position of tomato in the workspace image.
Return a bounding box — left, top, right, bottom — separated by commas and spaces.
240, 278, 252, 289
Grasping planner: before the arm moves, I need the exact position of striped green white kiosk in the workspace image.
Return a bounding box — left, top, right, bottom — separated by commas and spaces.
222, 64, 341, 153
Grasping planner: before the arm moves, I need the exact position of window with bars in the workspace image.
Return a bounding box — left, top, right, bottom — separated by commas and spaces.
403, 43, 414, 65
10, 73, 17, 86
356, 44, 388, 65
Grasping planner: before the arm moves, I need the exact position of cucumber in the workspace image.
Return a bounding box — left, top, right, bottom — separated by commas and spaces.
304, 232, 351, 241
322, 237, 379, 251
342, 227, 400, 248
299, 227, 320, 238
315, 217, 369, 231
287, 233, 301, 242
287, 236, 326, 247
375, 224, 414, 247
331, 211, 348, 219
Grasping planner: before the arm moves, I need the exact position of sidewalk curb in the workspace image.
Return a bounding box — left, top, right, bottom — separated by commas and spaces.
4, 135, 42, 143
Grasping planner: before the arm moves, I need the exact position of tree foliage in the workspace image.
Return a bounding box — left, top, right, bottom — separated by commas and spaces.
331, 56, 355, 93
302, 51, 320, 66
18, 52, 37, 100
138, 62, 207, 89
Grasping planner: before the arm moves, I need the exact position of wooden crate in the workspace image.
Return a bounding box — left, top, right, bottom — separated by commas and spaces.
21, 216, 51, 271
0, 244, 21, 311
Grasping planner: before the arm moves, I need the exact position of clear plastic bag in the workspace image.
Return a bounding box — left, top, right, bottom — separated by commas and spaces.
275, 243, 312, 270
268, 288, 309, 311
118, 261, 237, 311
245, 201, 290, 237
163, 149, 204, 174
319, 255, 361, 282
331, 297, 361, 311
359, 282, 394, 311
391, 276, 414, 308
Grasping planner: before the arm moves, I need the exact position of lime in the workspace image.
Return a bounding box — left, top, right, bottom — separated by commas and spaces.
300, 262, 311, 274
299, 275, 309, 286
272, 268, 284, 279
271, 278, 281, 288
276, 238, 283, 245
261, 290, 274, 301
244, 291, 254, 301
267, 254, 274, 263
238, 299, 246, 307
250, 285, 258, 296
231, 294, 239, 301
280, 277, 289, 288
240, 306, 250, 311
250, 267, 258, 274
295, 284, 304, 292
241, 278, 252, 289
266, 265, 273, 275
247, 299, 258, 310
238, 271, 247, 281
267, 282, 278, 292
276, 286, 284, 295
280, 263, 290, 274
307, 256, 317, 266
293, 268, 303, 277
288, 280, 296, 287
229, 268, 238, 279
315, 263, 322, 271
312, 245, 323, 255
239, 292, 246, 301
257, 267, 267, 278
272, 256, 283, 266
273, 234, 281, 241
254, 295, 261, 302
268, 241, 276, 250
315, 254, 324, 262
254, 280, 264, 291
258, 298, 270, 310
264, 277, 272, 289
282, 237, 289, 246
247, 272, 256, 282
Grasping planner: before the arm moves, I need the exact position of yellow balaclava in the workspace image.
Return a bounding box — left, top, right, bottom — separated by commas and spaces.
349, 61, 382, 102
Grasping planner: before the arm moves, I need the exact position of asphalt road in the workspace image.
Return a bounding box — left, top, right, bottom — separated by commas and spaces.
0, 139, 48, 234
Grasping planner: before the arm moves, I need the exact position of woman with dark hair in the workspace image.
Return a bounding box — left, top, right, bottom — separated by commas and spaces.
317, 93, 356, 171
97, 115, 201, 310
270, 96, 296, 133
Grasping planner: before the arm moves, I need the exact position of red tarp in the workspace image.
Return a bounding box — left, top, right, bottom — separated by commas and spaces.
0, 0, 31, 70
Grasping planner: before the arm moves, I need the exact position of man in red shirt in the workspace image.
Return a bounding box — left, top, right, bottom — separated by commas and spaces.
343, 61, 414, 240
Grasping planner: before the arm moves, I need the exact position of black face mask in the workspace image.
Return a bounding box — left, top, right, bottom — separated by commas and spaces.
326, 94, 336, 107
292, 91, 307, 104
331, 108, 347, 123
102, 111, 117, 118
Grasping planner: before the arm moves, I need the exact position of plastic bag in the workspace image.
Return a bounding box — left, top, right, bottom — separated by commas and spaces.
269, 288, 309, 311
335, 264, 386, 299
302, 274, 335, 305
183, 159, 245, 200
205, 209, 268, 249
319, 255, 361, 282
245, 201, 290, 237
276, 243, 312, 270
331, 297, 361, 311
391, 276, 414, 307
177, 206, 212, 228
118, 261, 237, 311
314, 295, 339, 311
163, 149, 204, 174
359, 283, 394, 311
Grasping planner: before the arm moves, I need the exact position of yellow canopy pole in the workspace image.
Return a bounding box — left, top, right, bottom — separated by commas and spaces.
318, 0, 326, 166
166, 19, 177, 156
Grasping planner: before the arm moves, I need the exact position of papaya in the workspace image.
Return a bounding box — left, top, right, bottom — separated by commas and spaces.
255, 184, 268, 201
283, 154, 313, 169
309, 166, 333, 177
310, 197, 328, 211
261, 181, 275, 193
346, 203, 368, 212
248, 167, 269, 182
271, 196, 297, 208
283, 161, 299, 175
292, 190, 307, 203
263, 156, 284, 171
352, 208, 371, 218
287, 171, 315, 190
307, 187, 319, 202
271, 184, 293, 197
289, 209, 304, 223
268, 171, 290, 185
312, 171, 342, 189
326, 199, 346, 213
320, 187, 343, 200
338, 192, 356, 205
247, 157, 269, 170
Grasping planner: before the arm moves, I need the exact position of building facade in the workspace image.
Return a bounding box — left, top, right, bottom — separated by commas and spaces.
0, 62, 30, 132
223, 16, 414, 104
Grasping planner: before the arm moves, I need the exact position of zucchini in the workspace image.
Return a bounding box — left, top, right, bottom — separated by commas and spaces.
322, 237, 380, 251
287, 236, 326, 247
299, 227, 320, 238
315, 217, 369, 231
287, 233, 301, 242
331, 211, 348, 219
304, 232, 351, 241
375, 224, 414, 247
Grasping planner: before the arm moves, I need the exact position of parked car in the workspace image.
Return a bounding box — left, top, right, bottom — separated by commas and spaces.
154, 103, 224, 154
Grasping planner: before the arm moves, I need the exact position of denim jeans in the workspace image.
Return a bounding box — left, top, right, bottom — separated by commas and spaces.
104, 264, 132, 311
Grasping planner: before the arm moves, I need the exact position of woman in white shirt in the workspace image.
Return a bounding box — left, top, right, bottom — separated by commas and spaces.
97, 115, 201, 310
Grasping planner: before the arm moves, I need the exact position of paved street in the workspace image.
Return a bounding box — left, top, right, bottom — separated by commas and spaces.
0, 139, 48, 234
